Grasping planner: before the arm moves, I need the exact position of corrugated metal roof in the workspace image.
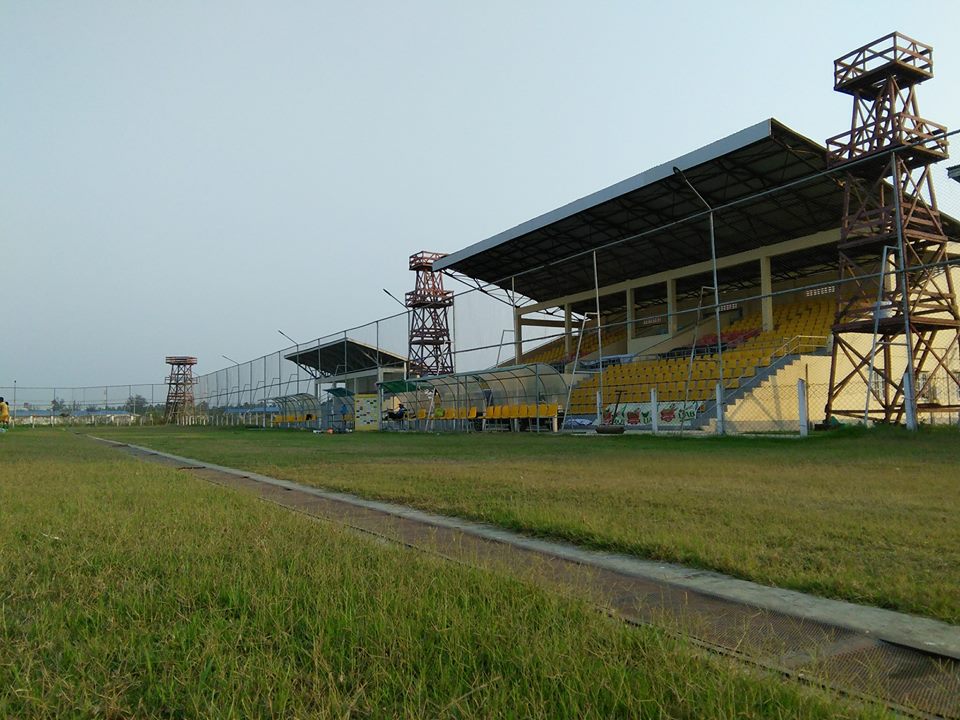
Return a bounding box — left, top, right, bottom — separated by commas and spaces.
435, 118, 843, 309
285, 337, 406, 378
435, 119, 779, 273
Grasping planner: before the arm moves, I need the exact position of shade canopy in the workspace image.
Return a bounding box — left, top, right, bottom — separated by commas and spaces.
285, 337, 406, 378
270, 393, 323, 417
435, 118, 959, 313
380, 363, 568, 409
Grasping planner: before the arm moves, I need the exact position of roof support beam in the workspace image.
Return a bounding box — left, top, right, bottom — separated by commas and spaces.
518, 228, 839, 316
519, 318, 567, 328
760, 255, 773, 332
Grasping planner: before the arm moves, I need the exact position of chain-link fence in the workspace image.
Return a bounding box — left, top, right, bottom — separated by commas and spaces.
8, 132, 960, 436
0, 384, 168, 426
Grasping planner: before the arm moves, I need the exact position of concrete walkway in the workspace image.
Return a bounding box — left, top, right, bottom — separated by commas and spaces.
97, 437, 960, 719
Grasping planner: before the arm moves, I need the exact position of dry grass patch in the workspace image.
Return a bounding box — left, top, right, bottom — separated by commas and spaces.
90, 425, 960, 624
0, 430, 891, 719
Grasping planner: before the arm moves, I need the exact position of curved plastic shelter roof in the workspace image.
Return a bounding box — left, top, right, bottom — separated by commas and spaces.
381, 363, 568, 409
270, 393, 323, 416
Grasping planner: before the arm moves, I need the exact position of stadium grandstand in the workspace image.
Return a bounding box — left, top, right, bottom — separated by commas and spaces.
431, 118, 960, 432
162, 114, 959, 434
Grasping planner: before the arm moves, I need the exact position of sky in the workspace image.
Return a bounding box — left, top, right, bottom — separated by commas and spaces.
4, 1, 960, 387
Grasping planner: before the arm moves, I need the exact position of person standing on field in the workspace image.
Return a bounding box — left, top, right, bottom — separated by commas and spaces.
0, 397, 9, 429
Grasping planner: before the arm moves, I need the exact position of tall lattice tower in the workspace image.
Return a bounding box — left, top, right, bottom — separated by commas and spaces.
164, 356, 198, 423
824, 32, 960, 424
405, 252, 454, 376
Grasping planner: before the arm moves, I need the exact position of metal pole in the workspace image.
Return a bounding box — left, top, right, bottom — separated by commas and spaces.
376, 321, 383, 431
863, 246, 896, 424
891, 154, 919, 431
560, 315, 589, 430
511, 275, 522, 364
651, 385, 658, 434
535, 363, 540, 432
495, 329, 514, 367
715, 382, 724, 434
593, 250, 604, 418
797, 378, 809, 436
680, 286, 707, 435
708, 210, 725, 429
674, 167, 725, 433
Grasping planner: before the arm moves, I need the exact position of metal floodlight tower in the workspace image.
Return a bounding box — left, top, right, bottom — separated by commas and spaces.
824, 32, 960, 425
405, 251, 454, 377
164, 356, 198, 423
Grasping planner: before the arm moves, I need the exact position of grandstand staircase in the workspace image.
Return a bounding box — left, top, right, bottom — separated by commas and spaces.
696, 347, 829, 433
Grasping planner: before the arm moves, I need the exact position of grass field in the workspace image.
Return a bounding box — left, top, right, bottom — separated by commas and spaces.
89, 424, 960, 625
0, 430, 891, 718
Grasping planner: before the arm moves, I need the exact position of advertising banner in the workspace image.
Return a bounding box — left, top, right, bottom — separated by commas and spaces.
603, 400, 706, 427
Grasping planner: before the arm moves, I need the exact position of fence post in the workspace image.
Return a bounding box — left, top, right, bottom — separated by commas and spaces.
715, 382, 725, 435
903, 370, 917, 430
651, 386, 659, 435
797, 378, 809, 437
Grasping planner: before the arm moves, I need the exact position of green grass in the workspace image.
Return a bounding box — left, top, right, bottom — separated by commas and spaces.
89, 424, 960, 625
0, 430, 887, 718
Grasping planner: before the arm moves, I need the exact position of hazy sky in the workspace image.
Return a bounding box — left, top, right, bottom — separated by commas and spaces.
4, 1, 960, 387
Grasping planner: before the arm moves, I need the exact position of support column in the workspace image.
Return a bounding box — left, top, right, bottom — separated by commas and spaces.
564, 304, 572, 356
666, 279, 678, 336
514, 311, 523, 364
760, 255, 773, 332
626, 289, 635, 340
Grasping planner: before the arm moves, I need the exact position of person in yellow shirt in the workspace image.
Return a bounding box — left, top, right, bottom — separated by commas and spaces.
0, 397, 9, 428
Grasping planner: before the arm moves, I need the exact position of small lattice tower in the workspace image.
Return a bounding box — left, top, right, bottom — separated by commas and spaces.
405, 252, 454, 376
164, 356, 198, 423
824, 32, 960, 423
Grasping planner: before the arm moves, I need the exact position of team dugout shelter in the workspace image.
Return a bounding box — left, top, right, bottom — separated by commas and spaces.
283, 337, 408, 430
